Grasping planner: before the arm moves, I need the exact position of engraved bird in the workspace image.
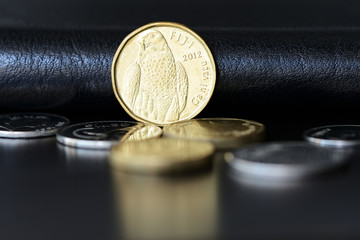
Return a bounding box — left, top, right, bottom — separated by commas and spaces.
122, 30, 189, 123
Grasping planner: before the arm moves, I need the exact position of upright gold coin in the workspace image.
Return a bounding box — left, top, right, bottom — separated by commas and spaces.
109, 138, 215, 174
163, 118, 266, 150
112, 22, 216, 125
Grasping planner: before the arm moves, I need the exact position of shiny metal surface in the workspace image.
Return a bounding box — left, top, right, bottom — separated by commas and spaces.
304, 125, 360, 147
0, 113, 69, 138
226, 142, 352, 179
56, 121, 162, 149
163, 118, 265, 150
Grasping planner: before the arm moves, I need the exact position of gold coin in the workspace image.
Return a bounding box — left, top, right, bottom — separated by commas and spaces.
111, 22, 216, 125
163, 118, 265, 150
109, 138, 215, 174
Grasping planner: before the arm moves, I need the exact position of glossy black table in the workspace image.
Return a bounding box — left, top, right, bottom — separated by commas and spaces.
1, 114, 360, 240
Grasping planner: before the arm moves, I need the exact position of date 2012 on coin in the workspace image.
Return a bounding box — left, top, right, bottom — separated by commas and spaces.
112, 22, 216, 125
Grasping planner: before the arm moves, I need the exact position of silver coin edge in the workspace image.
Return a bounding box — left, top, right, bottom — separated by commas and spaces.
304, 124, 360, 148
226, 141, 350, 178
0, 113, 70, 138
56, 120, 162, 149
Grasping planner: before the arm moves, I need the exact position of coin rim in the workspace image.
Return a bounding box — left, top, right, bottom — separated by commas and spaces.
0, 112, 70, 138
226, 141, 350, 178
56, 120, 162, 149
163, 118, 265, 149
111, 22, 217, 126
303, 124, 360, 148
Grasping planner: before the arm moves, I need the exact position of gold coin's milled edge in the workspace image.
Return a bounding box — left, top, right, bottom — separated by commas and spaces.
111, 21, 217, 126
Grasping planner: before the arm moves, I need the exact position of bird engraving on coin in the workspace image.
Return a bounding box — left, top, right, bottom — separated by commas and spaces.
122, 30, 189, 123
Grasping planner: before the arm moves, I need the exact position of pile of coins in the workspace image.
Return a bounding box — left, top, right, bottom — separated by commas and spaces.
1, 22, 358, 181
0, 111, 358, 180
109, 22, 267, 174
0, 111, 267, 174
108, 22, 264, 174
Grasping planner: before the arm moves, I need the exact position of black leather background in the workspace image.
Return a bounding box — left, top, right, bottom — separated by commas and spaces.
1, 28, 360, 117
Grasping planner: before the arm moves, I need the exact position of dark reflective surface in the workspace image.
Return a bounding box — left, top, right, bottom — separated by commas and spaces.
219, 160, 360, 239
0, 137, 117, 240
1, 117, 360, 239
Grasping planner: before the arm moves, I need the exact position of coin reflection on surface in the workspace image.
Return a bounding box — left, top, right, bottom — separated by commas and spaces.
110, 138, 215, 175
57, 121, 162, 149
163, 118, 265, 150
0, 137, 57, 170
227, 167, 305, 190
0, 137, 55, 148
57, 144, 109, 173
121, 124, 162, 142
111, 165, 219, 240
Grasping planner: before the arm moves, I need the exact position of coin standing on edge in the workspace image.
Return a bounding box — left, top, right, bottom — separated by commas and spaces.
112, 22, 216, 125
304, 125, 360, 148
0, 113, 69, 138
163, 118, 265, 150
225, 142, 351, 179
110, 138, 215, 174
56, 121, 162, 149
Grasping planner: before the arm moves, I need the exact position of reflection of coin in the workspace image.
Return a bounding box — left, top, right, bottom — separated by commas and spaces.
56, 121, 162, 149
163, 118, 265, 150
0, 113, 69, 138
111, 168, 218, 240
112, 22, 216, 125
226, 142, 351, 179
57, 144, 109, 173
110, 138, 215, 174
304, 125, 360, 148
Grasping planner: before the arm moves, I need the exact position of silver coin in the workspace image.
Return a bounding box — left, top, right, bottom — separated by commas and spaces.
56, 121, 162, 149
304, 125, 360, 147
0, 113, 69, 138
225, 142, 351, 179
